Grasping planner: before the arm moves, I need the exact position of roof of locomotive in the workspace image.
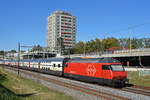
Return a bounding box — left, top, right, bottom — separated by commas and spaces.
68, 57, 120, 63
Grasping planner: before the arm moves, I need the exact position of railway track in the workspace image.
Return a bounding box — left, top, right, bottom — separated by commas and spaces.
133, 85, 150, 91
122, 86, 150, 97
1, 66, 131, 100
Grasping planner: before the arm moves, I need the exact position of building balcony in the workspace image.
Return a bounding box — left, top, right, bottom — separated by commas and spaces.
64, 45, 72, 47
61, 26, 72, 28
64, 38, 72, 41
61, 32, 72, 34
63, 42, 72, 44
61, 16, 72, 19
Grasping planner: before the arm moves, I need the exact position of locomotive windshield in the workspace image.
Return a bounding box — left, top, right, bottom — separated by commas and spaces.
111, 64, 124, 71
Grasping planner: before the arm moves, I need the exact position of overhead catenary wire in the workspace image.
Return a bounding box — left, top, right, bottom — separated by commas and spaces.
99, 22, 150, 39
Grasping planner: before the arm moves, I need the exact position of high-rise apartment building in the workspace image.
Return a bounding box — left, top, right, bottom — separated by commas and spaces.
47, 11, 76, 52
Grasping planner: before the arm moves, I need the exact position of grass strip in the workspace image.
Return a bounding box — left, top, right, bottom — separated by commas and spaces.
0, 68, 75, 100
127, 71, 150, 87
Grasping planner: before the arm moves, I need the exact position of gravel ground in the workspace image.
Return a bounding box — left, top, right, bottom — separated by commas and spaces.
3, 67, 150, 100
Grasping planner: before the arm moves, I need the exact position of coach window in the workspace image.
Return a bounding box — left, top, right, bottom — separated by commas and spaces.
102, 65, 111, 70
53, 64, 56, 67
58, 64, 61, 67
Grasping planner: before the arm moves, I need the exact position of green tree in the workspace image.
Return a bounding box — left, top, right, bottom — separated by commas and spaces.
130, 38, 144, 49
110, 37, 120, 47
73, 41, 85, 54
101, 37, 120, 50
0, 51, 4, 55
119, 38, 130, 49
101, 38, 110, 50
144, 38, 150, 48
131, 38, 138, 49
95, 38, 101, 51
137, 38, 144, 48
119, 38, 127, 49
8, 50, 17, 53
86, 40, 96, 53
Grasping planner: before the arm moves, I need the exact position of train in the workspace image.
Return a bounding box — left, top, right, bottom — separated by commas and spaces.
0, 57, 128, 87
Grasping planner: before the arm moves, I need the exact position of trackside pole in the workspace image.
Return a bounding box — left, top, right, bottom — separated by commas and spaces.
18, 42, 20, 75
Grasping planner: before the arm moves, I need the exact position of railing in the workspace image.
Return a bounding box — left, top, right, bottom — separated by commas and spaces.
114, 48, 150, 54
69, 48, 150, 57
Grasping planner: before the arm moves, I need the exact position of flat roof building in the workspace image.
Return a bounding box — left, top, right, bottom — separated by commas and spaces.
47, 11, 76, 53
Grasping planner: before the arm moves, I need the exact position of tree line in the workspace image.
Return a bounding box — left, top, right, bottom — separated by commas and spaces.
0, 50, 17, 55
1, 37, 150, 56
69, 37, 150, 54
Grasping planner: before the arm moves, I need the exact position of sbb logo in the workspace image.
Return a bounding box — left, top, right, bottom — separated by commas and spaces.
86, 65, 96, 76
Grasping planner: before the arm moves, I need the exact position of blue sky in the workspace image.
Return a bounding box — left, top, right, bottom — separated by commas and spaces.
0, 0, 150, 51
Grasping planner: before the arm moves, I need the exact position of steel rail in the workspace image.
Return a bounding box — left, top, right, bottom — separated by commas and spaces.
122, 87, 150, 96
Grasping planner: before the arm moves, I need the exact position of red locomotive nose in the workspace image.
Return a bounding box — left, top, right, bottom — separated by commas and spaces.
109, 64, 127, 79
112, 71, 127, 80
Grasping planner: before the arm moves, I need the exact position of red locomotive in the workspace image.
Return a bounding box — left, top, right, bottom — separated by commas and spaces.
2, 57, 128, 87
64, 57, 128, 87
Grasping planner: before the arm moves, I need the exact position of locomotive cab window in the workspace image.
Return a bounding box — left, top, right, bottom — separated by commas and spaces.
102, 65, 111, 70
111, 64, 124, 71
